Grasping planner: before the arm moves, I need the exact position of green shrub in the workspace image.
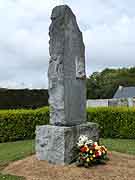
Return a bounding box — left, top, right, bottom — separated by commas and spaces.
0, 107, 135, 142
87, 107, 135, 139
0, 107, 49, 142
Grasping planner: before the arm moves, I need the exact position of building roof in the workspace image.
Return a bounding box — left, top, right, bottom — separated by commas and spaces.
113, 86, 135, 98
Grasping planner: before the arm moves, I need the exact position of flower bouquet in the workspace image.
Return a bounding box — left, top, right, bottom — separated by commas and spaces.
76, 135, 109, 167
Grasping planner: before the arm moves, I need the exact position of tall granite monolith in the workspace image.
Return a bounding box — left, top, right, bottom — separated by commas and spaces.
36, 5, 99, 165
48, 5, 86, 126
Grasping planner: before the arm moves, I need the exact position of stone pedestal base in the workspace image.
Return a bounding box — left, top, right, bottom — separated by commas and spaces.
36, 122, 99, 165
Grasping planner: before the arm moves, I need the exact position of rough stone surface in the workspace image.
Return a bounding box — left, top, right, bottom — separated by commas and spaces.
48, 5, 86, 126
36, 5, 99, 165
36, 123, 99, 164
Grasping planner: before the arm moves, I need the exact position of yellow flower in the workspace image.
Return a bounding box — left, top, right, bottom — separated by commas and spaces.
93, 154, 96, 157
95, 145, 101, 150
90, 157, 93, 161
101, 146, 107, 152
90, 150, 93, 154
86, 158, 90, 162
85, 145, 89, 152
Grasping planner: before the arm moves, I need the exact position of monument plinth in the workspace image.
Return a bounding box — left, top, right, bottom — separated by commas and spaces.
36, 5, 99, 164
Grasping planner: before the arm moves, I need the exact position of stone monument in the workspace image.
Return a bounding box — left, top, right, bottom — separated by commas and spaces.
36, 5, 99, 165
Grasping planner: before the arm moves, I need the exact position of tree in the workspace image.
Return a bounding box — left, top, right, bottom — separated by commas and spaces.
87, 67, 135, 99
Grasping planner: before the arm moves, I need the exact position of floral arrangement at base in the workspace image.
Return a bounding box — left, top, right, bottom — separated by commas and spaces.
76, 135, 109, 167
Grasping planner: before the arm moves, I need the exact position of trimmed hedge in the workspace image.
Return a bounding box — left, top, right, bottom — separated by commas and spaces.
0, 107, 135, 142
87, 107, 135, 139
0, 89, 48, 109
0, 107, 49, 142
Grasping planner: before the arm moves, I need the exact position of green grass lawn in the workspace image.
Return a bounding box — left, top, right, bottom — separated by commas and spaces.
0, 140, 35, 169
0, 140, 35, 180
0, 173, 25, 180
0, 138, 134, 179
100, 138, 135, 155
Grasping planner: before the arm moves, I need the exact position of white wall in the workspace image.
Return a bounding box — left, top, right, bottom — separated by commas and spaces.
87, 99, 108, 107
87, 98, 135, 107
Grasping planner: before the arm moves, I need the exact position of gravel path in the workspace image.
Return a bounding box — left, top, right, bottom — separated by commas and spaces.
3, 152, 135, 180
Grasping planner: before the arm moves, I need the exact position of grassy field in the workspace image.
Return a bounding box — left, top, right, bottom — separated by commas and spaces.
0, 173, 25, 180
0, 138, 135, 179
100, 138, 135, 155
0, 140, 34, 180
0, 140, 35, 169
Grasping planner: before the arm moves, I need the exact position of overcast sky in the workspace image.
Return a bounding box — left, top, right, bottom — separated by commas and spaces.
0, 0, 135, 89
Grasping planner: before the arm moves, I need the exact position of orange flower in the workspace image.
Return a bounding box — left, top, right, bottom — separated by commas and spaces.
100, 146, 107, 152
80, 145, 89, 152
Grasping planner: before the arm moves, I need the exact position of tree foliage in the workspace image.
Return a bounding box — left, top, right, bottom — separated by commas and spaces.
87, 67, 135, 99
